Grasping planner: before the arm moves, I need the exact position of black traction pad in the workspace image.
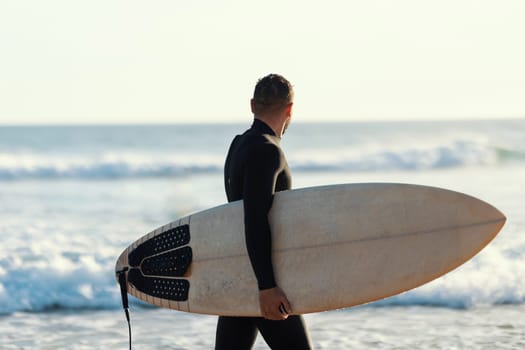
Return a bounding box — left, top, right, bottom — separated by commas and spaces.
128, 269, 190, 302
141, 246, 192, 277
129, 224, 190, 266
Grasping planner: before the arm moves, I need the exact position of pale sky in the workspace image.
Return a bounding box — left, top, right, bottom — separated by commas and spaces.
1, 0, 524, 125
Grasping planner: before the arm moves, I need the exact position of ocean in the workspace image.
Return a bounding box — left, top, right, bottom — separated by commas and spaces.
0, 119, 524, 349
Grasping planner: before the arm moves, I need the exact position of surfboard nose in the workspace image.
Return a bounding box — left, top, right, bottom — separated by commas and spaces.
492, 206, 506, 234
494, 206, 506, 224
474, 196, 506, 229
466, 194, 506, 245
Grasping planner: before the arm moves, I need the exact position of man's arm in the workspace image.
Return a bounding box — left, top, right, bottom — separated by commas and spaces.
242, 142, 292, 320
242, 142, 280, 290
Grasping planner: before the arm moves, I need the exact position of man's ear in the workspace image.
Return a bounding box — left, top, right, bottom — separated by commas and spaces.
250, 99, 255, 114
285, 103, 293, 117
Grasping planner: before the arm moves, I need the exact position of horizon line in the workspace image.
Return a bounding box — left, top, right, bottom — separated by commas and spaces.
1, 115, 524, 128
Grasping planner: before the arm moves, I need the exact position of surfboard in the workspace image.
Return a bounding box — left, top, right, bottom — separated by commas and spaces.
115, 183, 505, 316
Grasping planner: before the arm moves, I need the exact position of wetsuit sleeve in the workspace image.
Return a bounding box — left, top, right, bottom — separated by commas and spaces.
242, 142, 281, 290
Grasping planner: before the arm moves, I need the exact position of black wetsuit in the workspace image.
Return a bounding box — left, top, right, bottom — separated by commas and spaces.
215, 119, 312, 350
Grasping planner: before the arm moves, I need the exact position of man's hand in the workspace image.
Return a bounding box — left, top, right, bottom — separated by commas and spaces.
259, 287, 292, 320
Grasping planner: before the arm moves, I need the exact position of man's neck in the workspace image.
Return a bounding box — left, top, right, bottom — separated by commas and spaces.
254, 116, 285, 137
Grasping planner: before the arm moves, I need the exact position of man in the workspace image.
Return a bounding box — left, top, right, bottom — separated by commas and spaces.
215, 74, 313, 350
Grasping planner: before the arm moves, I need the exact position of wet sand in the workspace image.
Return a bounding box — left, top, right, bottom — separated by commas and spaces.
2, 305, 524, 349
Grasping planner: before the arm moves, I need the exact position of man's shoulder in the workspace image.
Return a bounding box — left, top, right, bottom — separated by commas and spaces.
232, 134, 280, 167
247, 134, 281, 154
239, 130, 280, 149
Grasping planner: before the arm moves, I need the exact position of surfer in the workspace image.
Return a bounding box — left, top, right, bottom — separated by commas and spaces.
216, 74, 313, 349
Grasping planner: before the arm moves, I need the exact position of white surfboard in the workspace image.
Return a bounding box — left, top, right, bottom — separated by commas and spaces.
115, 183, 505, 316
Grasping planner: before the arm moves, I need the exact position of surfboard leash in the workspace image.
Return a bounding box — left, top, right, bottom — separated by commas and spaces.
117, 267, 132, 350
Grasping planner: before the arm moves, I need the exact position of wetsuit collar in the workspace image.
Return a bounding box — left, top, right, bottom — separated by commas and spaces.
252, 118, 277, 137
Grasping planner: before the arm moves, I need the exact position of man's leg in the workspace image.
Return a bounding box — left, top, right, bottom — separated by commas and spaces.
256, 315, 313, 350
215, 316, 258, 350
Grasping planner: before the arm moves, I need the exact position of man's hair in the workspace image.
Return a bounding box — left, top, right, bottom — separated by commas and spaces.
252, 74, 294, 115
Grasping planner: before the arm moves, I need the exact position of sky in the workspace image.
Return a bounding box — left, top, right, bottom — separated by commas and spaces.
1, 0, 524, 125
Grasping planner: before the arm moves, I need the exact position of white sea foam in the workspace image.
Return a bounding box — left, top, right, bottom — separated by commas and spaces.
1, 251, 523, 314
0, 242, 120, 314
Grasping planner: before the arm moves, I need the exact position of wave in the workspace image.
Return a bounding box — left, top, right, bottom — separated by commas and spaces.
1, 245, 523, 315
290, 138, 501, 172
496, 147, 525, 162
0, 152, 223, 180
0, 138, 523, 180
